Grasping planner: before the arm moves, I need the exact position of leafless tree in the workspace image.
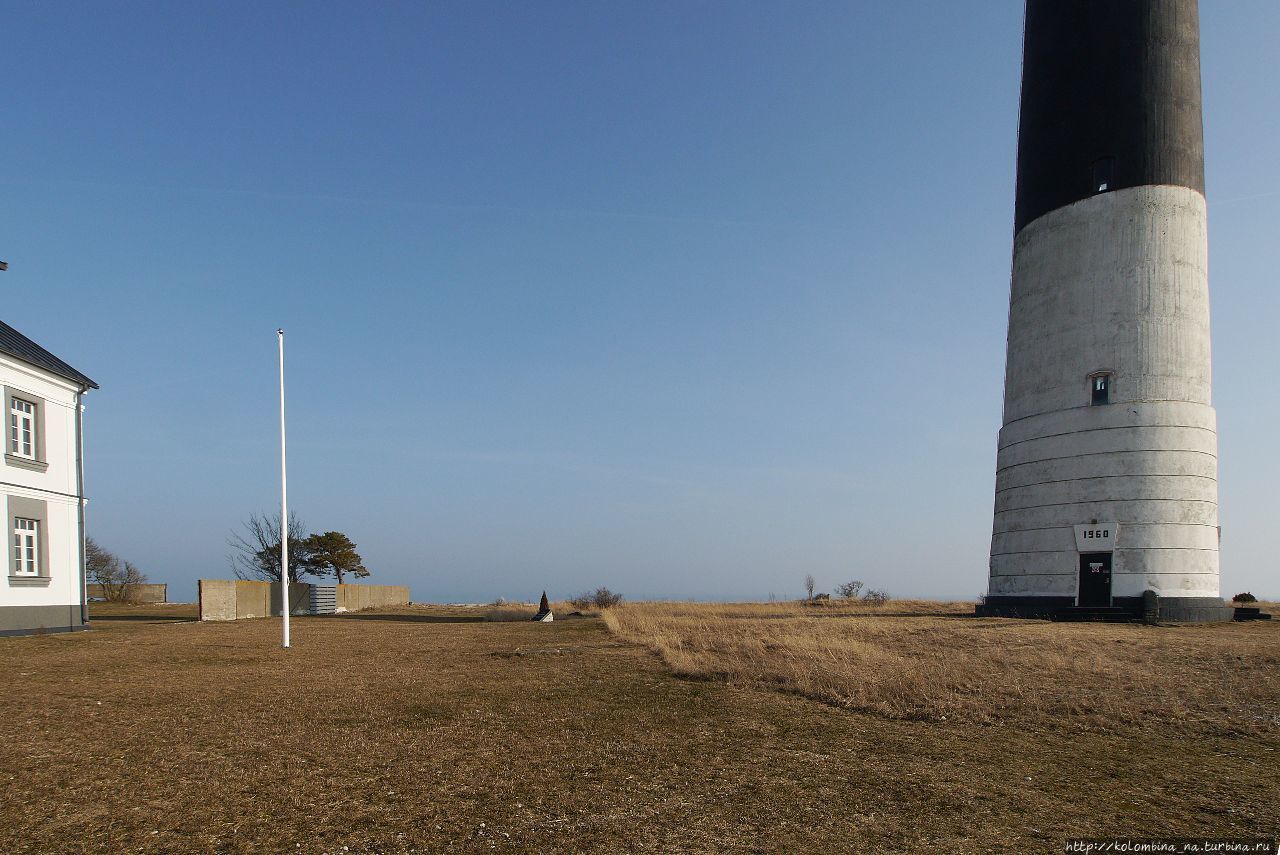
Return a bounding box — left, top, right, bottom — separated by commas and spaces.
228, 511, 313, 582
863, 588, 890, 606
804, 573, 816, 600
85, 537, 116, 586
569, 587, 624, 609
835, 580, 864, 600
86, 537, 148, 603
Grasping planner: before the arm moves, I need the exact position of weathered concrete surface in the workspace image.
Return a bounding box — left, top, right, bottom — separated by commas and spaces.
335, 583, 409, 612
198, 580, 410, 620
1003, 186, 1212, 420
198, 580, 236, 622
0, 604, 86, 636
269, 582, 311, 617
87, 583, 168, 603
235, 581, 271, 619
990, 185, 1219, 601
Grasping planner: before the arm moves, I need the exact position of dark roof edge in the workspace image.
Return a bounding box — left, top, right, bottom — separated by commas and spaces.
0, 320, 99, 390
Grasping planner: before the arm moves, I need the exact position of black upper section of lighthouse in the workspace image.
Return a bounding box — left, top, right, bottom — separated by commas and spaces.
1014, 0, 1204, 234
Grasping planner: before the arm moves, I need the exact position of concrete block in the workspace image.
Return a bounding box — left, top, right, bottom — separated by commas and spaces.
198, 579, 237, 621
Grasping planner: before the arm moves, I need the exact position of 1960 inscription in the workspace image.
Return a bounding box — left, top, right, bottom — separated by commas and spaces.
1073, 524, 1119, 551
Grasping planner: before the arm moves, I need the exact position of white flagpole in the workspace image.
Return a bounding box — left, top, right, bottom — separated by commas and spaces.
277, 328, 290, 649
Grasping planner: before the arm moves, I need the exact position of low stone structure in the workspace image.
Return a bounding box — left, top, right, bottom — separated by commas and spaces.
197, 580, 410, 621
87, 583, 168, 604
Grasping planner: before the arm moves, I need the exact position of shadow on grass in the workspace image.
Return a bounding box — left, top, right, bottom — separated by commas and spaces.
728, 611, 977, 621
326, 613, 487, 624
89, 615, 196, 623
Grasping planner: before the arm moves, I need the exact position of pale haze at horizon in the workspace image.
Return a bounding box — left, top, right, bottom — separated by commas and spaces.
2, 2, 1277, 603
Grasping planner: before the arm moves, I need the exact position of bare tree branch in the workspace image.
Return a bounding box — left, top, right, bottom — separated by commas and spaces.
86, 537, 148, 602
227, 511, 313, 582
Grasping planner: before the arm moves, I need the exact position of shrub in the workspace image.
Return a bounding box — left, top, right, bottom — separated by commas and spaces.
863, 589, 890, 606
570, 587, 624, 610
1232, 592, 1257, 604
835, 580, 864, 600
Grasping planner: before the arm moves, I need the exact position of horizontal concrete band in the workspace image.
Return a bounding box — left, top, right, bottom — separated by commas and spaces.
991, 549, 1218, 578
0, 603, 85, 635
997, 424, 1218, 471
993, 522, 1219, 553
994, 499, 1218, 533
999, 400, 1216, 447
996, 449, 1217, 489
989, 571, 1218, 598
995, 473, 1217, 514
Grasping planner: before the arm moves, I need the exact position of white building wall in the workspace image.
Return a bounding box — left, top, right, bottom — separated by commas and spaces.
990, 185, 1219, 601
1, 351, 87, 629
1, 494, 81, 605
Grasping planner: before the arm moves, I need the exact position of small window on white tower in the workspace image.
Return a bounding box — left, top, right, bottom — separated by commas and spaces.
1091, 374, 1110, 405
9, 397, 35, 458
1092, 157, 1115, 193
13, 518, 39, 576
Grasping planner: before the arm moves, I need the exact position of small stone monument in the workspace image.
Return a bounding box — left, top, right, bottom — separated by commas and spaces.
532, 591, 553, 622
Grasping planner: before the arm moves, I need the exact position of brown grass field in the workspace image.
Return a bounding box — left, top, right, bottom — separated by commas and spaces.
1, 600, 1276, 854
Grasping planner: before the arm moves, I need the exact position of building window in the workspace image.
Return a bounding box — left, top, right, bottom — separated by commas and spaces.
9, 397, 35, 458
1091, 374, 1110, 405
13, 518, 39, 576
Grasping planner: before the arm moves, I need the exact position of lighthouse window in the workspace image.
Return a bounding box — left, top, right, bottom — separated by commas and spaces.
1092, 157, 1115, 193
1091, 374, 1110, 405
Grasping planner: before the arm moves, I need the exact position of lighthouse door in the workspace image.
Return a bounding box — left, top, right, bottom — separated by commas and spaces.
1078, 553, 1113, 607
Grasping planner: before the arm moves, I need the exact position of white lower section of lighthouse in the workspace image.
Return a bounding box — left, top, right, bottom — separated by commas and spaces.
989, 185, 1220, 603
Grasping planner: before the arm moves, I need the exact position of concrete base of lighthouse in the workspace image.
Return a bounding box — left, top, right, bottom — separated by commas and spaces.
975, 594, 1235, 623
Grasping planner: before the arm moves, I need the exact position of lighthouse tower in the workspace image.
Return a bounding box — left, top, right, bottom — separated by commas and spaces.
981, 0, 1232, 622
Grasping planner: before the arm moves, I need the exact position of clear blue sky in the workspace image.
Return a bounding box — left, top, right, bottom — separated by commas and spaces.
3, 1, 1277, 602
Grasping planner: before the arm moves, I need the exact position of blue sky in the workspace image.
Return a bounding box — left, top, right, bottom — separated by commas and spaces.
3, 1, 1277, 602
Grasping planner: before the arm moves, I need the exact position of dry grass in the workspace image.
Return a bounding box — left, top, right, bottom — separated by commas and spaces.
603, 600, 1280, 736
2, 602, 1276, 853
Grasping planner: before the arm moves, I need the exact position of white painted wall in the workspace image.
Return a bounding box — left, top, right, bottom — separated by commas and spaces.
990, 185, 1219, 600
1, 351, 86, 613
1, 497, 81, 608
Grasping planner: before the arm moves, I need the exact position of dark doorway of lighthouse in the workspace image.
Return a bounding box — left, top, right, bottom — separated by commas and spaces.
1078, 553, 1113, 607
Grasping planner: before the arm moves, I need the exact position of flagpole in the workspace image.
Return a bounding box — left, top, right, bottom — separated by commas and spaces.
278, 328, 290, 649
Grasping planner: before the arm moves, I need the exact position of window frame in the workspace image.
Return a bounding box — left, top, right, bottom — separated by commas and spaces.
12, 517, 39, 576
2, 386, 48, 472
6, 495, 50, 584
1089, 372, 1112, 406
9, 396, 36, 459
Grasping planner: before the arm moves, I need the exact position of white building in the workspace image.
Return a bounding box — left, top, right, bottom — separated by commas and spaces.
1, 319, 97, 635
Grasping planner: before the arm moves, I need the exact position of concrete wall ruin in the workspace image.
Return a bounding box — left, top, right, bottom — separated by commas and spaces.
198, 580, 410, 621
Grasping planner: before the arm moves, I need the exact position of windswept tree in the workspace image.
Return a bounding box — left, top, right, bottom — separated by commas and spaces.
303, 531, 369, 584
228, 512, 313, 583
